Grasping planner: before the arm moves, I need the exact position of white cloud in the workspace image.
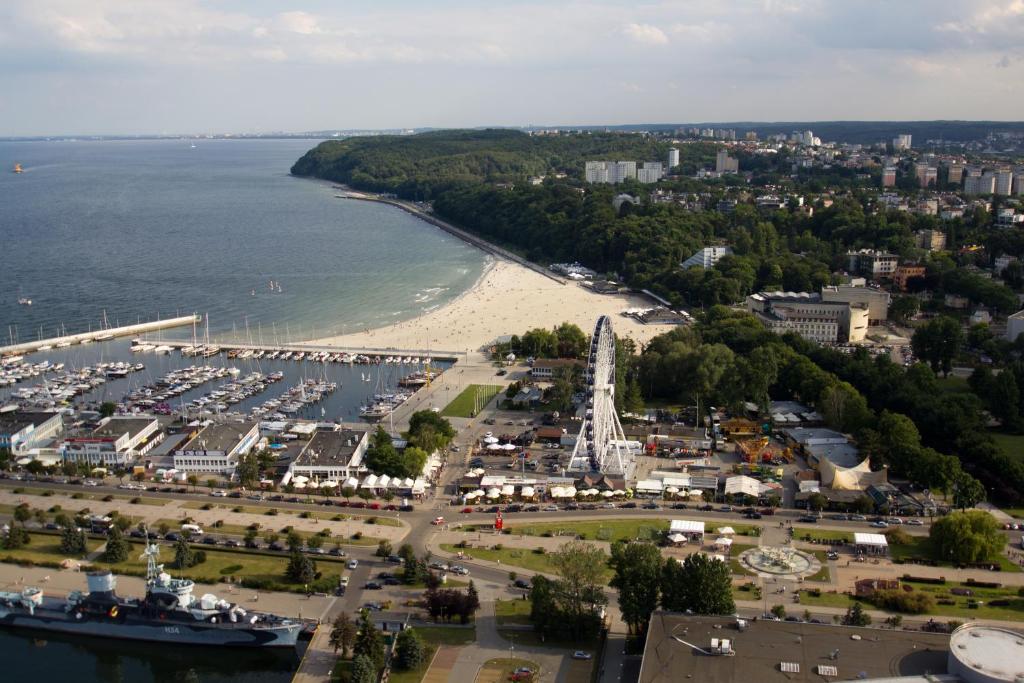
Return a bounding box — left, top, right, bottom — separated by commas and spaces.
623, 23, 668, 45
277, 11, 320, 36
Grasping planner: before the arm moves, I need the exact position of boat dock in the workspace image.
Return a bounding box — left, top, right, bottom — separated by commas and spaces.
0, 314, 201, 357
133, 338, 461, 363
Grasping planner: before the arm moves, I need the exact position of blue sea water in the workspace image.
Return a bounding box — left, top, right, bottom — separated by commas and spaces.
0, 138, 487, 343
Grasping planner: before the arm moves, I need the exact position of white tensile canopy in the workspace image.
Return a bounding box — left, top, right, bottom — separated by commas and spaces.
714, 536, 734, 547
665, 486, 679, 494
501, 484, 515, 496
487, 443, 502, 451
717, 526, 736, 535
362, 474, 379, 488
670, 519, 705, 534
502, 443, 517, 451
293, 482, 306, 489
585, 488, 600, 497
344, 477, 359, 489
563, 486, 577, 497
520, 486, 535, 498
853, 532, 888, 547
403, 477, 416, 488
486, 488, 501, 499
484, 436, 499, 444
292, 475, 309, 484
602, 490, 615, 498
613, 490, 627, 496
377, 474, 391, 489
667, 533, 687, 543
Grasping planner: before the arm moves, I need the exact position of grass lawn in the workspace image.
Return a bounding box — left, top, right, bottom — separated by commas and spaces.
389, 644, 438, 683
476, 658, 539, 683
807, 550, 831, 583
937, 376, 971, 394
440, 543, 559, 576
494, 598, 532, 625
798, 590, 856, 609
990, 432, 1024, 464
800, 582, 1024, 622
88, 540, 349, 590
441, 385, 502, 418
151, 518, 380, 546
889, 536, 1021, 573
413, 625, 477, 646
508, 519, 669, 543
793, 528, 853, 543
728, 543, 759, 576
182, 501, 403, 525
0, 531, 103, 565
1003, 508, 1024, 520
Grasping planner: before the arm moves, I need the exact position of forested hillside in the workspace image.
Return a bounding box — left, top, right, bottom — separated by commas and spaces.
290, 129, 673, 199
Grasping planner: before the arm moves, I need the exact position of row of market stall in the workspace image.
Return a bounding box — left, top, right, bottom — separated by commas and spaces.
280, 471, 430, 497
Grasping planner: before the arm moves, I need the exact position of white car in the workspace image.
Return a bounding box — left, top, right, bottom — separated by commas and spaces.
906, 519, 924, 526
347, 559, 359, 570
82, 480, 99, 487
211, 490, 227, 497
451, 566, 470, 576
339, 576, 350, 587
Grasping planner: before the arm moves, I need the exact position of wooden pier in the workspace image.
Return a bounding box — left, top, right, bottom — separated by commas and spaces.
0, 314, 201, 357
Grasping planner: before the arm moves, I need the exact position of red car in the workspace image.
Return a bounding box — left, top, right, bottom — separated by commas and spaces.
368, 503, 381, 510
461, 507, 474, 513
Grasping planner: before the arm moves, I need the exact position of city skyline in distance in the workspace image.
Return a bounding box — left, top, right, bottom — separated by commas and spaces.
1, 0, 1022, 137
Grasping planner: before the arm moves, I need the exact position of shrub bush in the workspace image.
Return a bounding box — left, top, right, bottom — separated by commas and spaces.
869, 589, 934, 614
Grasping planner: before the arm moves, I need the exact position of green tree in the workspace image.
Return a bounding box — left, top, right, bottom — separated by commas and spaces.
13, 505, 31, 525
287, 530, 304, 552
394, 629, 426, 670
353, 609, 385, 671
102, 525, 130, 564
770, 604, 787, 620
547, 540, 609, 640
365, 427, 405, 477
842, 601, 872, 626
407, 411, 456, 451
285, 550, 316, 584
660, 554, 734, 615
187, 474, 198, 492
375, 539, 393, 558
912, 316, 964, 377
806, 492, 828, 513
554, 322, 589, 358
236, 452, 260, 489
2, 525, 30, 550
99, 402, 117, 418
329, 611, 357, 656
929, 510, 1004, 565
60, 525, 88, 555
349, 654, 376, 683
397, 543, 416, 565
173, 536, 194, 569
306, 533, 323, 550
819, 381, 871, 434
952, 473, 986, 510
609, 541, 663, 635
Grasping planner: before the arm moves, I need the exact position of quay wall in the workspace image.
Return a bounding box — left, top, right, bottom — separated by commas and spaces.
0, 314, 201, 356
146, 339, 461, 363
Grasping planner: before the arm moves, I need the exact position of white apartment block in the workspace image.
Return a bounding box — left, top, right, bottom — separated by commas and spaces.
715, 149, 739, 174
892, 134, 912, 150
681, 246, 733, 269
995, 170, 1014, 196
584, 161, 610, 184
668, 148, 680, 169
637, 162, 664, 184
847, 250, 899, 279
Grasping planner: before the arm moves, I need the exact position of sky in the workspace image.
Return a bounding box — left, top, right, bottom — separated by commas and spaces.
1, 0, 1022, 136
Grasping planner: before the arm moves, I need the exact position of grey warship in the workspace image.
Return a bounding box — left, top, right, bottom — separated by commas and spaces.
0, 543, 300, 647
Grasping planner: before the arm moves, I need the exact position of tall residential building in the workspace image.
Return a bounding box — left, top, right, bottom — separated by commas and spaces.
963, 168, 994, 195
585, 161, 609, 184
715, 149, 739, 174
609, 161, 637, 184
847, 249, 898, 279
945, 162, 965, 185
1014, 168, 1024, 195
914, 162, 937, 188
637, 162, 663, 184
667, 148, 680, 170
881, 167, 897, 187
995, 169, 1014, 196
892, 134, 912, 150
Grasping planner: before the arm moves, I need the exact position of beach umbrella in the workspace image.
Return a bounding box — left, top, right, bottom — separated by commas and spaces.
688, 490, 703, 498
293, 475, 309, 484
502, 443, 516, 451
486, 488, 501, 499
472, 489, 485, 498
665, 486, 679, 494
717, 526, 736, 535
483, 436, 499, 444
613, 490, 626, 496
501, 484, 515, 497
487, 443, 502, 451
471, 469, 485, 477
601, 490, 615, 498
520, 486, 535, 498
321, 481, 339, 489
293, 482, 306, 489
585, 488, 599, 497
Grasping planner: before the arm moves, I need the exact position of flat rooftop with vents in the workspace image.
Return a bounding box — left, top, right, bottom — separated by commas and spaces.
639, 613, 952, 683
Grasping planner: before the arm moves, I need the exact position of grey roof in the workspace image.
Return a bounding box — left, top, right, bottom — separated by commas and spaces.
294, 429, 366, 468
180, 422, 256, 453
639, 613, 951, 683
806, 442, 863, 469
93, 417, 157, 440
780, 427, 848, 445
0, 411, 59, 434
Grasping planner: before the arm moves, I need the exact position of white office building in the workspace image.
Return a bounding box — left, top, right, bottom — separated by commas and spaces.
747, 291, 868, 344
174, 422, 260, 475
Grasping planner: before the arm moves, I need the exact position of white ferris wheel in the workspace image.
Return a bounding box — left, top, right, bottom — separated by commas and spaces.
567, 316, 634, 477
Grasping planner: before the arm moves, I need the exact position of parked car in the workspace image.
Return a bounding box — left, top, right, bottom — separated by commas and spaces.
906, 519, 924, 526
543, 505, 559, 512
514, 579, 531, 589
202, 536, 219, 545
798, 515, 819, 523
347, 559, 359, 570
620, 502, 637, 509
871, 521, 889, 528
572, 651, 592, 660
329, 547, 346, 556
431, 517, 446, 525
642, 503, 661, 510
848, 514, 867, 521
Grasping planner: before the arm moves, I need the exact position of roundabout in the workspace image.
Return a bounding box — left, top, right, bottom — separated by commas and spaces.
737, 545, 821, 581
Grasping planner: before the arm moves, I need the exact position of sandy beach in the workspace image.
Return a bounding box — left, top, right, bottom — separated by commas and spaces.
307, 257, 676, 353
